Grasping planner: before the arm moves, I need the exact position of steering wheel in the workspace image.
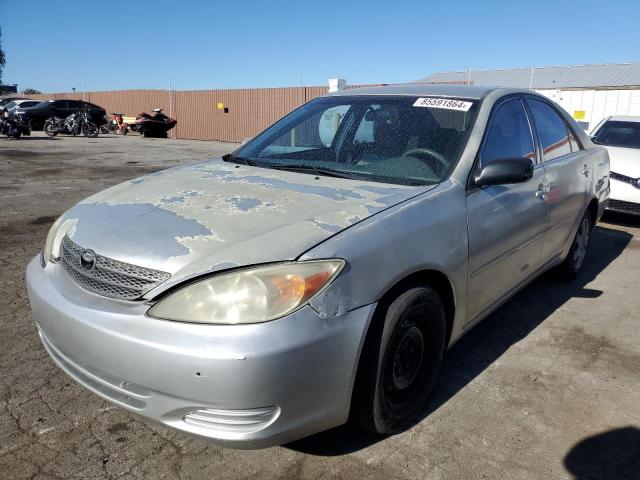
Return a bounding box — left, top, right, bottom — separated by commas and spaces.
402, 148, 449, 175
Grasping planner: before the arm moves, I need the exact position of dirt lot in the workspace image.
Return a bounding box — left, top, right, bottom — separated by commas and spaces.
1, 132, 639, 480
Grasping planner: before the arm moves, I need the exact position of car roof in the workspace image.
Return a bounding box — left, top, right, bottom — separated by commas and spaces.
607, 115, 640, 123
325, 83, 525, 100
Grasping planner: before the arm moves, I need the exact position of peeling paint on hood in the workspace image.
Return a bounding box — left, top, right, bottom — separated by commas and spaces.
59, 158, 433, 293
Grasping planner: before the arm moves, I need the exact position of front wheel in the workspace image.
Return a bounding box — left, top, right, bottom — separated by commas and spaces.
353, 286, 446, 434
82, 123, 99, 138
559, 211, 592, 279
43, 120, 58, 137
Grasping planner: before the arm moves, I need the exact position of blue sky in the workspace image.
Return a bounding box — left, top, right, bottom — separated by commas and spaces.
2, 0, 639, 93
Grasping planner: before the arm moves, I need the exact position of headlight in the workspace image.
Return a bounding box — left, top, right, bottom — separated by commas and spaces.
147, 260, 345, 324
42, 216, 64, 264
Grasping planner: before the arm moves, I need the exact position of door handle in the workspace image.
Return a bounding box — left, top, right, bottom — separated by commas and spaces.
535, 184, 550, 199
582, 164, 590, 177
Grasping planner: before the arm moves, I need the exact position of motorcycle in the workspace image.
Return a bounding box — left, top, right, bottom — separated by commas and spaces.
100, 112, 128, 135
44, 106, 98, 138
130, 108, 177, 138
0, 110, 31, 138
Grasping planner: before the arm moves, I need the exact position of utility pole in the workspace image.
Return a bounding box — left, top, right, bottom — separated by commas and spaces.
529, 67, 534, 90
169, 79, 173, 139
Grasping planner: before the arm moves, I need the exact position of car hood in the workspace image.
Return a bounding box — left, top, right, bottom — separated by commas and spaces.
604, 146, 640, 178
57, 159, 431, 295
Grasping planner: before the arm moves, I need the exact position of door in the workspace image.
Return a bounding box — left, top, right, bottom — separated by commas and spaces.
525, 98, 590, 262
466, 98, 550, 322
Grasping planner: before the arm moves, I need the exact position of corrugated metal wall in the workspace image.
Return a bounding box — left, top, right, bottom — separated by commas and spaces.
29, 86, 333, 143
537, 88, 640, 132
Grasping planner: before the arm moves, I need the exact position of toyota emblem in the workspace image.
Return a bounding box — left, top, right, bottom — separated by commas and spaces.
80, 249, 97, 271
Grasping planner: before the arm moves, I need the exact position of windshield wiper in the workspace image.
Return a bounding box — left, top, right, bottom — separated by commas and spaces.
269, 164, 364, 180
222, 154, 257, 166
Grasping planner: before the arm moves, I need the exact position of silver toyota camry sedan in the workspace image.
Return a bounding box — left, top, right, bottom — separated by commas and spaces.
26, 84, 609, 448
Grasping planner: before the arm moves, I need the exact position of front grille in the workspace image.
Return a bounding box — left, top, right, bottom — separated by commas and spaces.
60, 235, 170, 300
610, 171, 640, 188
607, 199, 640, 215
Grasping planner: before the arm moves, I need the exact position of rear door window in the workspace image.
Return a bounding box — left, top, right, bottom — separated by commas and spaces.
526, 99, 573, 161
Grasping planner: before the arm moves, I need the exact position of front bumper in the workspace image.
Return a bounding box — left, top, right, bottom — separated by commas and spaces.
26, 257, 375, 448
607, 178, 640, 215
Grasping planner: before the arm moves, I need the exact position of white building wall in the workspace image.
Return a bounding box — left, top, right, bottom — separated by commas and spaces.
536, 88, 640, 132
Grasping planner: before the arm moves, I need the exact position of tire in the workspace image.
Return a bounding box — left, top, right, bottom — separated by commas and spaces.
82, 123, 99, 138
100, 124, 111, 134
353, 286, 446, 434
559, 210, 593, 279
43, 120, 58, 137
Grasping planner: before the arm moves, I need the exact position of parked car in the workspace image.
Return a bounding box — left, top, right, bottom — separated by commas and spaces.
17, 99, 106, 130
26, 85, 609, 449
0, 96, 27, 112
1, 99, 42, 113
590, 116, 640, 215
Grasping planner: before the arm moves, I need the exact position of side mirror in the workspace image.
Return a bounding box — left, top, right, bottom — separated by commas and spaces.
473, 157, 534, 188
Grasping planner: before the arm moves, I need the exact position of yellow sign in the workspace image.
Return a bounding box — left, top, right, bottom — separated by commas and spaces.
217, 102, 224, 110
573, 110, 586, 120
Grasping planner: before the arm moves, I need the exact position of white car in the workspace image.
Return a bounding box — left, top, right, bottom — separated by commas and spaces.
1, 99, 42, 113
591, 116, 640, 215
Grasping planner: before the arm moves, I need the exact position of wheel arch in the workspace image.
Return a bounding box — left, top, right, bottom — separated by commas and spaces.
348, 268, 456, 424
374, 269, 456, 348
586, 197, 599, 229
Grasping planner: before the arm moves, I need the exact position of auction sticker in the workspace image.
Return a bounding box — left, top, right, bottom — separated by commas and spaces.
413, 97, 473, 111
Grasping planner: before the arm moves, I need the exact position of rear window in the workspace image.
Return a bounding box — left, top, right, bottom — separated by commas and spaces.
593, 120, 640, 149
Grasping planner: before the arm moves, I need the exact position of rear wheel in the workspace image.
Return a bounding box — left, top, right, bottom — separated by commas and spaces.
353, 286, 446, 434
82, 123, 99, 138
559, 211, 592, 279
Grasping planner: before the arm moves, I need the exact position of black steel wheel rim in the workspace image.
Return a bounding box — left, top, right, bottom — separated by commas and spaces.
382, 309, 431, 412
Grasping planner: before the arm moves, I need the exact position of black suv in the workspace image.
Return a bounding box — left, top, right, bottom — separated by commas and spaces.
18, 100, 106, 130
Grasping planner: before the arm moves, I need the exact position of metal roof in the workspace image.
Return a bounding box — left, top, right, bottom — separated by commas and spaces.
416, 63, 640, 89
328, 83, 505, 99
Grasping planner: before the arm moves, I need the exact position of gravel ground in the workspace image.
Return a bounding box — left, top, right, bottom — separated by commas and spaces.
1, 132, 639, 480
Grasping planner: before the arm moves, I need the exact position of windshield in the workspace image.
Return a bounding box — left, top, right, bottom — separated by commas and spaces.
233, 95, 478, 186
593, 120, 640, 149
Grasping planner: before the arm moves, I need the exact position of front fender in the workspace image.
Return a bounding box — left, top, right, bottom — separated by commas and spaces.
300, 179, 469, 345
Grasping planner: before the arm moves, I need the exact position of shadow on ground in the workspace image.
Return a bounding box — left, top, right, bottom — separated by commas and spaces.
564, 427, 640, 479
602, 210, 640, 229
0, 135, 59, 141
287, 225, 632, 455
